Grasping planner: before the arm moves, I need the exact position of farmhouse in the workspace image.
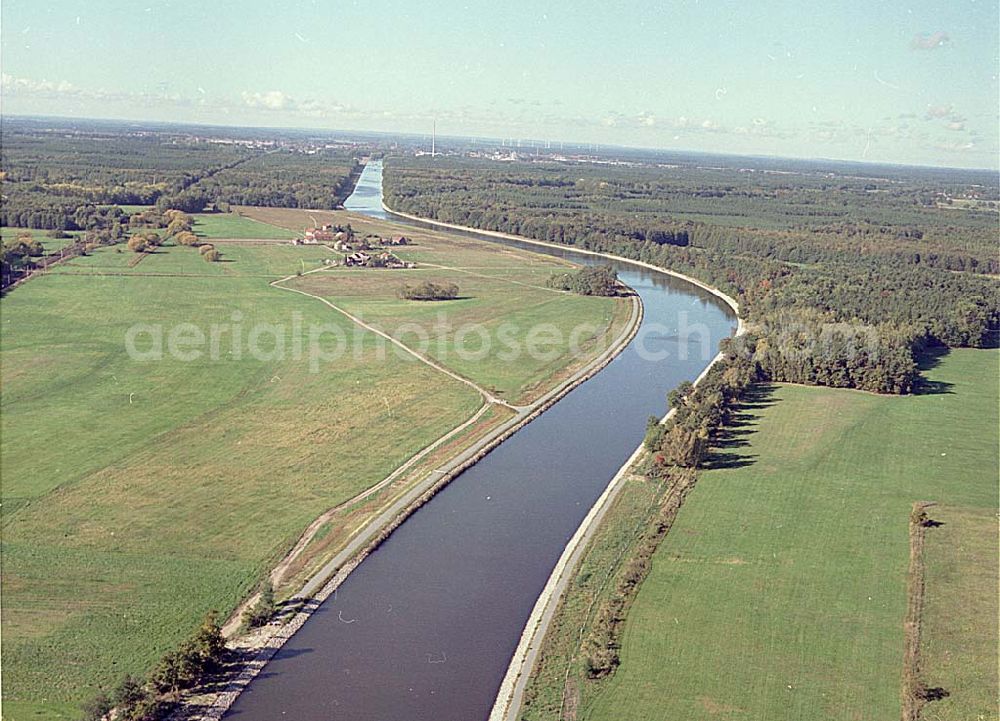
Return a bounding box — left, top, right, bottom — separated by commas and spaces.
374, 252, 415, 269
341, 251, 415, 269
344, 251, 372, 267
304, 228, 336, 243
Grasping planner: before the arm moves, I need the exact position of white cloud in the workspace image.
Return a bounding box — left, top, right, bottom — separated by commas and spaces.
2, 72, 185, 106
2, 73, 78, 97
637, 112, 656, 127
241, 90, 295, 111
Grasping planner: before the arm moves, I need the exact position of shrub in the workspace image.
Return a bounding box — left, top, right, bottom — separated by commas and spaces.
174, 231, 199, 247
126, 236, 147, 253
148, 612, 226, 695
198, 243, 215, 254
547, 264, 620, 296
162, 211, 194, 236
242, 581, 276, 630
203, 249, 221, 262
81, 691, 112, 721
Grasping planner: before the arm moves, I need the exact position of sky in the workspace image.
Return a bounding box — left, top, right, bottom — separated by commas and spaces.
2, 0, 997, 169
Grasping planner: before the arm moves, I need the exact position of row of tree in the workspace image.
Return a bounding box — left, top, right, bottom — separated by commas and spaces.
82, 613, 226, 721
384, 157, 997, 274
1, 128, 254, 229
583, 352, 759, 678
189, 152, 362, 210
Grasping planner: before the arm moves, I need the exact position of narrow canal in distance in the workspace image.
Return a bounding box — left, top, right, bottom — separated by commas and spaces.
226, 160, 736, 720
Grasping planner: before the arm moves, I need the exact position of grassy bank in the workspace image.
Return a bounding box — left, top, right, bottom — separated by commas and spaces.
0, 213, 624, 719
521, 348, 998, 721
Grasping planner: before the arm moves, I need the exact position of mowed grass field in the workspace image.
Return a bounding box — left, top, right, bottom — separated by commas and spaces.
920, 503, 997, 721
524, 349, 997, 721
244, 206, 632, 404
54, 238, 333, 277
295, 268, 625, 404
190, 212, 300, 240
0, 215, 622, 718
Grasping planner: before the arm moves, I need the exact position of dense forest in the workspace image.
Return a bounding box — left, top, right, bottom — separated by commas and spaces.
0, 129, 251, 228
383, 156, 999, 394
0, 123, 361, 230
0, 122, 362, 287
192, 152, 361, 210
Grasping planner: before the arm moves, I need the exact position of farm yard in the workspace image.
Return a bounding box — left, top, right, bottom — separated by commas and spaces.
520, 348, 998, 721
0, 210, 630, 719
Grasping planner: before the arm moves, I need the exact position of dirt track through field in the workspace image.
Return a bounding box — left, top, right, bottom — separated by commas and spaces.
270, 266, 521, 410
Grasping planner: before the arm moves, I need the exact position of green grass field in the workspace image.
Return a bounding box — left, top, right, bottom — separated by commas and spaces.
240, 206, 632, 404
302, 270, 624, 404
0, 215, 623, 719
921, 503, 997, 721
53, 239, 332, 277
522, 348, 998, 721
1, 260, 480, 719
191, 212, 299, 240
290, 269, 627, 404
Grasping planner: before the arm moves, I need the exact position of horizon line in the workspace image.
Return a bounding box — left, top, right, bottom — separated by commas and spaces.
3, 112, 997, 176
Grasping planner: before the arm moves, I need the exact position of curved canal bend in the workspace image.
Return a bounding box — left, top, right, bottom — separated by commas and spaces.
226, 161, 737, 720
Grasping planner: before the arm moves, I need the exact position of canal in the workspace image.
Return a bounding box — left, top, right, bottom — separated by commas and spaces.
226, 160, 736, 720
